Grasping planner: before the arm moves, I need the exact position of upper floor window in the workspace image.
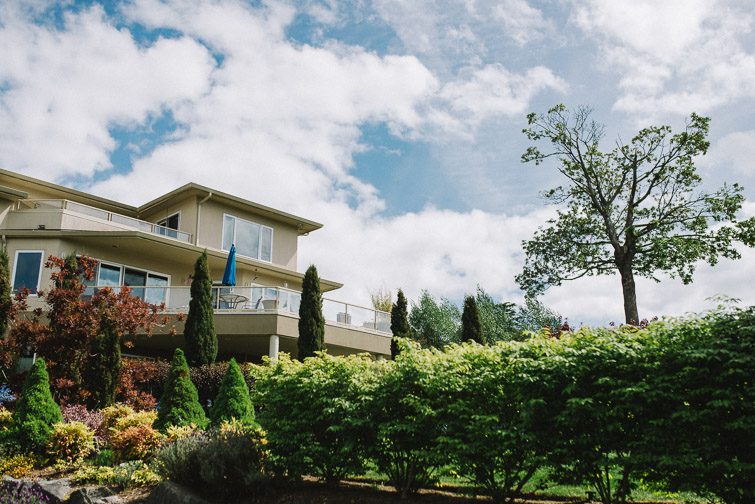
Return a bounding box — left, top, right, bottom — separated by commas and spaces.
12, 250, 44, 294
156, 213, 180, 239
222, 214, 273, 262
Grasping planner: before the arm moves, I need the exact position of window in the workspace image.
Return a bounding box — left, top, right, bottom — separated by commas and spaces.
222, 214, 273, 262
156, 213, 180, 239
12, 251, 44, 294
86, 260, 170, 304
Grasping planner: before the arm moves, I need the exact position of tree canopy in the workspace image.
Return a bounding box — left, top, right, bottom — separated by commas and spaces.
517, 105, 755, 324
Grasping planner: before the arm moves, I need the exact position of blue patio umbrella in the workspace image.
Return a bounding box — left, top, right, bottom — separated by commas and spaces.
222, 244, 237, 286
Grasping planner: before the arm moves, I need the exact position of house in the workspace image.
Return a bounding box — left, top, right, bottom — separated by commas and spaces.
0, 168, 391, 361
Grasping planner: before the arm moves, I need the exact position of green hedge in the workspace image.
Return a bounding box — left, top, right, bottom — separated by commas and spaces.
250, 308, 754, 504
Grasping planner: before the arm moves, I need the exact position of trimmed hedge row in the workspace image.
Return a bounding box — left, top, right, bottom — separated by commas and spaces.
251, 308, 755, 504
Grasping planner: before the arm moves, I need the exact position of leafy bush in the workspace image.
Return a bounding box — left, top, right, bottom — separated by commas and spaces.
10, 358, 62, 453
253, 353, 378, 485
0, 408, 12, 430
154, 349, 207, 431
110, 423, 163, 462
70, 464, 116, 485
209, 358, 254, 426
0, 453, 36, 478
368, 341, 441, 497
116, 358, 169, 410
155, 420, 268, 497
71, 461, 161, 488
0, 385, 15, 407
46, 421, 95, 464
164, 424, 198, 443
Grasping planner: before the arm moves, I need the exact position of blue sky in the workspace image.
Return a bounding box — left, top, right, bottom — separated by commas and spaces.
1, 0, 754, 324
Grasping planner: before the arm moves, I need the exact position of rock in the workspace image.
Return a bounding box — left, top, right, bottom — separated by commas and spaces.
100, 496, 125, 504
67, 486, 114, 504
31, 478, 74, 503
146, 481, 211, 504
0, 475, 21, 494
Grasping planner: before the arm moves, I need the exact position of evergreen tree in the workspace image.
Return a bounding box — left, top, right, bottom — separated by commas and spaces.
298, 264, 325, 360
84, 322, 121, 409
0, 249, 11, 338
461, 295, 484, 344
184, 251, 217, 366
209, 358, 254, 426
390, 289, 410, 359
12, 358, 62, 451
155, 348, 208, 431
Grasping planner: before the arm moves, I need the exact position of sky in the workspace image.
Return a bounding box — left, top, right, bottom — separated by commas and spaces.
1, 0, 754, 325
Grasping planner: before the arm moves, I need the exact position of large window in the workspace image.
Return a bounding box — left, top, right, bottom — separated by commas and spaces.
222, 214, 273, 262
12, 250, 44, 294
84, 260, 169, 305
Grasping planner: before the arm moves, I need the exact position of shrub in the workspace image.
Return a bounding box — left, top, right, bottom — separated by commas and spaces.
46, 421, 95, 464
190, 361, 255, 407
154, 349, 207, 431
253, 353, 377, 485
110, 423, 163, 462
70, 464, 116, 485
164, 424, 198, 443
0, 408, 12, 430
11, 358, 62, 452
116, 358, 169, 410
297, 264, 324, 360
84, 323, 121, 409
0, 385, 15, 407
369, 341, 441, 498
0, 453, 36, 478
71, 461, 161, 488
113, 410, 157, 432
209, 358, 254, 426
99, 403, 134, 442
155, 420, 268, 498
183, 251, 217, 366
0, 480, 48, 504
61, 404, 103, 437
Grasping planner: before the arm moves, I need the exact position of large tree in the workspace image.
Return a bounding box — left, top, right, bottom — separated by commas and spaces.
461, 295, 484, 344
298, 264, 325, 360
184, 251, 217, 366
517, 105, 755, 324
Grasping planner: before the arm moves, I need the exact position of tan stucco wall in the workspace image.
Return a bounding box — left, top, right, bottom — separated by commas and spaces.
138, 195, 198, 243
197, 199, 298, 270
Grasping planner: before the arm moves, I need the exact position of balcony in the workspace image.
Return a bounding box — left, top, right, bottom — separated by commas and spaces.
102, 285, 392, 335
9, 199, 193, 243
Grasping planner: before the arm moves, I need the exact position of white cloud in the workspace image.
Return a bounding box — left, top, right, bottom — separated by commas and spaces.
493, 0, 553, 46
572, 0, 755, 118
705, 130, 755, 179
0, 3, 214, 180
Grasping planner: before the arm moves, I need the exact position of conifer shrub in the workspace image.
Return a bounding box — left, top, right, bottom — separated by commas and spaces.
297, 264, 324, 360
11, 358, 62, 452
184, 251, 217, 366
84, 323, 121, 409
461, 295, 484, 344
154, 349, 207, 431
390, 289, 411, 359
209, 358, 254, 426
47, 421, 96, 464
0, 249, 11, 339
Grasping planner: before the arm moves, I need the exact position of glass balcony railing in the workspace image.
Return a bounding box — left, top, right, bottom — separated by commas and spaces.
14, 199, 193, 243
96, 285, 392, 335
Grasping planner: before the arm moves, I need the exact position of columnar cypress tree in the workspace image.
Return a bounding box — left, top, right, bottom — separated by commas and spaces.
184, 251, 217, 366
155, 348, 208, 431
12, 358, 62, 451
209, 358, 254, 426
390, 289, 411, 359
461, 295, 484, 344
298, 264, 324, 361
84, 322, 121, 409
0, 249, 11, 338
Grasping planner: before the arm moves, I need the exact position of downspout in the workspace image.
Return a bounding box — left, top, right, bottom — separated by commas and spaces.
195, 191, 213, 246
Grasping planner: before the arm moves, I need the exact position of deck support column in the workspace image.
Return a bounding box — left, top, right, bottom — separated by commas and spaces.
268, 334, 280, 361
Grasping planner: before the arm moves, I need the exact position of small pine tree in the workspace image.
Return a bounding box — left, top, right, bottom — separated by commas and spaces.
209, 358, 254, 426
155, 348, 208, 431
298, 264, 325, 360
0, 249, 11, 338
390, 289, 411, 359
12, 358, 62, 451
84, 323, 121, 409
461, 295, 484, 344
184, 251, 217, 366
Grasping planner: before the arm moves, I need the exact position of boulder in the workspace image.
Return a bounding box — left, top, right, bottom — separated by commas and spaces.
146, 481, 211, 504
31, 478, 74, 503
67, 486, 114, 504
0, 475, 21, 494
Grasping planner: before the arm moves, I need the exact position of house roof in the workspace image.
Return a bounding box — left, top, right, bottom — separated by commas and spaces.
137, 183, 323, 235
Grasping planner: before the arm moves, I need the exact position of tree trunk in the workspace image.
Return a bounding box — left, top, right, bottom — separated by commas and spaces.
618, 261, 639, 325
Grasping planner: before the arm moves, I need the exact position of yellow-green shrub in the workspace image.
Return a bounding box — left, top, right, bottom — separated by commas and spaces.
99, 403, 135, 440
0, 407, 12, 430
164, 424, 198, 444
47, 421, 96, 464
70, 464, 116, 485
0, 453, 36, 478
